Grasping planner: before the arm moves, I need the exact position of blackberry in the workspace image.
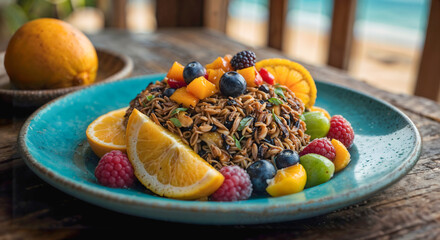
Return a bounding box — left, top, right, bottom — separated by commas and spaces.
230, 50, 256, 70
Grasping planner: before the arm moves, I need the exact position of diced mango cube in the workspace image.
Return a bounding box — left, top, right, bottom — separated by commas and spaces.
187, 76, 217, 99
223, 55, 233, 71
166, 61, 185, 82
237, 66, 262, 87
205, 57, 232, 72
223, 54, 232, 62
170, 87, 199, 107
207, 68, 225, 87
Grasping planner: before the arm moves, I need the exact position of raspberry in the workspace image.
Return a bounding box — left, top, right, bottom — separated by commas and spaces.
230, 50, 256, 70
299, 138, 336, 161
94, 150, 135, 188
210, 165, 253, 201
327, 115, 355, 148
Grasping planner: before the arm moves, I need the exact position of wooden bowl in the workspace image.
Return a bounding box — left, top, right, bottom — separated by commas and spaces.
0, 48, 133, 107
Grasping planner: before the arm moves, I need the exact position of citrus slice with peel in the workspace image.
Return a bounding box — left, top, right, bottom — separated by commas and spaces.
125, 109, 224, 200
86, 107, 128, 158
256, 58, 317, 108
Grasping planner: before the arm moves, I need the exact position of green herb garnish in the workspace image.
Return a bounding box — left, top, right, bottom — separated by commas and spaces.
170, 118, 182, 128
146, 95, 155, 101
237, 117, 253, 131
274, 87, 286, 101
272, 109, 281, 124
272, 109, 289, 136
171, 107, 188, 116
233, 135, 246, 150
268, 97, 283, 106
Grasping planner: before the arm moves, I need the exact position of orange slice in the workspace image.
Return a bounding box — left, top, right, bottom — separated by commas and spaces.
331, 139, 351, 172
310, 106, 331, 120
86, 107, 128, 158
125, 109, 224, 200
256, 58, 317, 108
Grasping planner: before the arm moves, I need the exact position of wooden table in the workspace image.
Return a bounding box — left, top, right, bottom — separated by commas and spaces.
1, 29, 439, 239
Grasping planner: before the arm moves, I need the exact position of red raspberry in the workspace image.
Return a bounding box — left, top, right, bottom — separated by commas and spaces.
299, 138, 336, 161
327, 115, 355, 148
95, 150, 135, 188
210, 165, 252, 201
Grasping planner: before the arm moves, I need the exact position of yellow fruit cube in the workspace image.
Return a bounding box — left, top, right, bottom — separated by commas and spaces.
207, 68, 225, 87
266, 164, 307, 197
186, 76, 218, 99
205, 56, 232, 72
331, 139, 351, 172
237, 66, 262, 87
166, 61, 185, 82
170, 87, 199, 108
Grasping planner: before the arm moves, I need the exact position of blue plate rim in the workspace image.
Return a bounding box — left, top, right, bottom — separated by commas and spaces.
17, 73, 422, 221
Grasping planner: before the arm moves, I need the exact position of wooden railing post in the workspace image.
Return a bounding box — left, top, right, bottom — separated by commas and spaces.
414, 0, 440, 101
156, 0, 204, 28
111, 0, 127, 29
327, 0, 357, 70
204, 0, 229, 33
268, 0, 288, 50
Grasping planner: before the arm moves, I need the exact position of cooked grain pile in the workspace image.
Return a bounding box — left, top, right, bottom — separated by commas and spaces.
124, 80, 310, 170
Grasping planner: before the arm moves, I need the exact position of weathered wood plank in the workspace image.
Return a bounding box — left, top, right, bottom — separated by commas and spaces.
414, 0, 440, 101
327, 0, 357, 70
267, 0, 288, 50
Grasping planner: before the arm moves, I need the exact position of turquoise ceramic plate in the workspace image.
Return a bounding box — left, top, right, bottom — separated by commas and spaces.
18, 74, 421, 225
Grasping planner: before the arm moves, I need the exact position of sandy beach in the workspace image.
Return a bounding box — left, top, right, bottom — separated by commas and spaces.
227, 17, 420, 95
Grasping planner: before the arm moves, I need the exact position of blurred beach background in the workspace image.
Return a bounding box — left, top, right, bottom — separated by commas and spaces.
227, 0, 428, 95
0, 0, 430, 95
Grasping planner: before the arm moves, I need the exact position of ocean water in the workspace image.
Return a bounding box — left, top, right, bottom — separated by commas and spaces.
229, 0, 429, 47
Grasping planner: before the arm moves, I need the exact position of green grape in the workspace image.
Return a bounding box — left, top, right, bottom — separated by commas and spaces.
300, 153, 335, 188
302, 111, 330, 140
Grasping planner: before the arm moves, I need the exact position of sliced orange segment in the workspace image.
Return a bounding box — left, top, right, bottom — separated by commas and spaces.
331, 139, 351, 172
126, 109, 224, 200
256, 58, 317, 108
86, 107, 128, 157
310, 106, 331, 120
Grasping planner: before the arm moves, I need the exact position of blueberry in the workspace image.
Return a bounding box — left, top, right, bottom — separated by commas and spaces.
246, 160, 276, 195
183, 61, 206, 84
258, 84, 270, 93
219, 71, 247, 97
163, 88, 176, 97
275, 150, 300, 169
